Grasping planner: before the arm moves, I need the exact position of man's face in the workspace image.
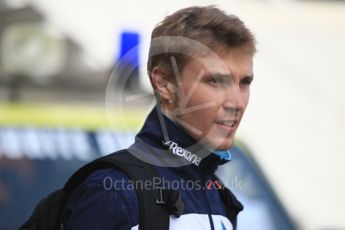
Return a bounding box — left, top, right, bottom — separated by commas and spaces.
170, 48, 254, 150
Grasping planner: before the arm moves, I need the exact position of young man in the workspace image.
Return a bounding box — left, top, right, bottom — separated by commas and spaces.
62, 6, 256, 230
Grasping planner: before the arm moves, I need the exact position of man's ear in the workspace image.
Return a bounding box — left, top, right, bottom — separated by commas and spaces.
151, 66, 174, 101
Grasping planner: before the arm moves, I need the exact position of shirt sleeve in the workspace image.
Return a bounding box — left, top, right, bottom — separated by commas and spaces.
62, 170, 137, 230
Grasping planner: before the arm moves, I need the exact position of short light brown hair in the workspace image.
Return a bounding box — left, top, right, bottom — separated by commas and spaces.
147, 6, 256, 83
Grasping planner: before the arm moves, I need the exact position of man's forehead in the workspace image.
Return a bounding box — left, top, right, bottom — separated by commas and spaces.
186, 55, 253, 75
186, 55, 229, 72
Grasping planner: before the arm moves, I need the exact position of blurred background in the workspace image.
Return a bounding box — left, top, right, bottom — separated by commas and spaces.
0, 0, 344, 229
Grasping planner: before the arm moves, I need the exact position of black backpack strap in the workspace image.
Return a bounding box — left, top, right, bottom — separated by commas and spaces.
155, 187, 184, 218
63, 149, 183, 230
19, 189, 69, 230
214, 176, 244, 230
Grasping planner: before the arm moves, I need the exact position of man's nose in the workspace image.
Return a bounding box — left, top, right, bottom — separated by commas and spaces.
222, 86, 244, 113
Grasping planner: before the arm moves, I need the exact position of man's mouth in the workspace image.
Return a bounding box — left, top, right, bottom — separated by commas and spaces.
215, 119, 237, 128
214, 118, 240, 134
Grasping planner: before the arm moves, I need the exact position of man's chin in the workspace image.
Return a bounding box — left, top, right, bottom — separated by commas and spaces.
217, 143, 233, 150
205, 137, 234, 151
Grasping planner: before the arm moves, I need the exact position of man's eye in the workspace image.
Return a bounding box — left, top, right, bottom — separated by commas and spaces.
241, 78, 253, 86
209, 77, 226, 85
209, 78, 218, 83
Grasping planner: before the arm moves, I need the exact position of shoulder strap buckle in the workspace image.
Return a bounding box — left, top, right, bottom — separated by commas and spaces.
219, 186, 244, 219
156, 188, 184, 218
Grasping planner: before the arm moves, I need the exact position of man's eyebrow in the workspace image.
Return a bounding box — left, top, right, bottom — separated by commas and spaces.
203, 73, 231, 78
244, 74, 254, 80
203, 72, 254, 82
206, 73, 254, 79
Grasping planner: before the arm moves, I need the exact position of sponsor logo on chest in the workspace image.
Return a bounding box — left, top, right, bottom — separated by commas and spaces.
162, 140, 201, 166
